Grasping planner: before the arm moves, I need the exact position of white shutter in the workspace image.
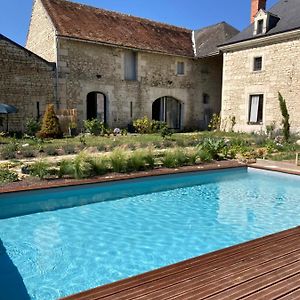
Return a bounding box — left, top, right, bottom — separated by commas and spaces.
249, 95, 260, 123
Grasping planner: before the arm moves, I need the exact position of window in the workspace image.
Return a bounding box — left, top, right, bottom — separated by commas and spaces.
177, 62, 185, 75
124, 51, 137, 80
36, 101, 40, 120
203, 93, 210, 104
253, 57, 262, 71
257, 19, 264, 35
249, 95, 264, 124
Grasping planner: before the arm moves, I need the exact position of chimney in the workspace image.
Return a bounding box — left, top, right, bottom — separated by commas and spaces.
251, 0, 267, 23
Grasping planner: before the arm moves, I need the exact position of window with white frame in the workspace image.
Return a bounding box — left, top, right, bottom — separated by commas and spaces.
249, 94, 264, 124
177, 62, 185, 75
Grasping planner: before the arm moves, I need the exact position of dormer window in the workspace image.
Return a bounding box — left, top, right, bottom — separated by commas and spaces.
253, 9, 280, 36
257, 19, 264, 35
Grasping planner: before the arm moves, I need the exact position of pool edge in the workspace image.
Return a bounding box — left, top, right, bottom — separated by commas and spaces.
0, 161, 246, 195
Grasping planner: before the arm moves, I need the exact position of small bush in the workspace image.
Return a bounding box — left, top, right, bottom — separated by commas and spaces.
20, 147, 36, 158
25, 118, 40, 137
44, 145, 59, 156
208, 114, 221, 131
84, 119, 106, 136
97, 143, 108, 152
133, 116, 153, 134
58, 160, 74, 178
0, 168, 18, 183
0, 144, 17, 160
30, 160, 50, 179
72, 152, 93, 179
90, 157, 109, 176
110, 149, 127, 173
198, 138, 226, 160
143, 150, 155, 169
63, 144, 76, 155
127, 152, 145, 172
38, 104, 63, 139
162, 148, 188, 168
198, 149, 213, 162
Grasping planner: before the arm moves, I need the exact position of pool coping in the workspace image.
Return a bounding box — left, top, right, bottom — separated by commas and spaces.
1, 160, 299, 195
0, 160, 245, 195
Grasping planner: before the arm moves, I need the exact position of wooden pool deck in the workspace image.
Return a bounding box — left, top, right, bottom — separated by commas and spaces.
62, 226, 300, 300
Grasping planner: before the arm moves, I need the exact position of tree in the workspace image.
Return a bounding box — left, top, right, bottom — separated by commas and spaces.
278, 92, 290, 142
38, 104, 63, 138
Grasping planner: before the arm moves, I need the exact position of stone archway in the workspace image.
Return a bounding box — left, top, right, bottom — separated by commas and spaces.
86, 92, 107, 123
152, 96, 182, 129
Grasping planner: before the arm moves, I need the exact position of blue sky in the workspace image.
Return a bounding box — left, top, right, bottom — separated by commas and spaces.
1, 0, 278, 46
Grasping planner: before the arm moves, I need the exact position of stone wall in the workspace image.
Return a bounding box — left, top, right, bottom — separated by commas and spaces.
221, 37, 300, 133
0, 36, 56, 132
26, 0, 57, 62
56, 38, 222, 129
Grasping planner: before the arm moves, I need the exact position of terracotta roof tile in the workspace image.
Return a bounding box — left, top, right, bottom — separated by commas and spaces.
41, 0, 195, 57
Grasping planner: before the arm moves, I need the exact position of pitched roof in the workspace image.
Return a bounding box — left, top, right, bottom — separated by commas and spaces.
194, 22, 239, 57
222, 0, 300, 46
40, 0, 239, 58
40, 0, 194, 57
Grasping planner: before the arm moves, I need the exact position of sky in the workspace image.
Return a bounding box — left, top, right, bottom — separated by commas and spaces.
1, 0, 278, 46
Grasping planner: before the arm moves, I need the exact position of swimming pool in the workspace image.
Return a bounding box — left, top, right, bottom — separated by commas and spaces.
0, 167, 299, 300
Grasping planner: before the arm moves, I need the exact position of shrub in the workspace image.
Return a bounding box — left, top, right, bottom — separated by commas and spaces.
44, 145, 59, 156
198, 138, 227, 160
143, 150, 155, 169
29, 160, 50, 179
162, 148, 188, 168
58, 159, 74, 178
20, 147, 36, 158
84, 119, 106, 136
0, 144, 17, 160
126, 151, 147, 172
278, 92, 290, 142
185, 149, 198, 165
198, 149, 213, 162
96, 143, 108, 152
133, 116, 153, 134
38, 104, 63, 139
90, 157, 109, 176
25, 118, 40, 136
62, 144, 76, 155
110, 148, 127, 173
0, 168, 18, 183
208, 114, 221, 131
72, 152, 93, 179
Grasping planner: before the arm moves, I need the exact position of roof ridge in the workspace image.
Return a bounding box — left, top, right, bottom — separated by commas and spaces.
42, 0, 192, 33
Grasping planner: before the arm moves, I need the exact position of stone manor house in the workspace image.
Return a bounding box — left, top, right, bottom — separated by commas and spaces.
0, 0, 300, 133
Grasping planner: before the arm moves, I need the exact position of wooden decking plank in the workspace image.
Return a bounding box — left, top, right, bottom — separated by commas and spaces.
180, 261, 300, 300
108, 242, 300, 300
61, 227, 300, 300
127, 248, 300, 300
240, 273, 300, 299
154, 252, 300, 300
66, 236, 300, 300
277, 288, 300, 299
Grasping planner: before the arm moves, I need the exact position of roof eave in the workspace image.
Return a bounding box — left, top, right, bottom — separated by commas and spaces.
57, 34, 195, 58
219, 27, 300, 51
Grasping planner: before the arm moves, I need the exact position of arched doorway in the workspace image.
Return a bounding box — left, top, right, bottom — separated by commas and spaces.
86, 92, 107, 123
152, 96, 182, 129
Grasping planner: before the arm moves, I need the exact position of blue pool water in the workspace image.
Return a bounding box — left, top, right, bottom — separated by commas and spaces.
0, 167, 299, 300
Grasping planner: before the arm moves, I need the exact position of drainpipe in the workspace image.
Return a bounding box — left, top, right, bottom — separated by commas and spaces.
55, 34, 60, 110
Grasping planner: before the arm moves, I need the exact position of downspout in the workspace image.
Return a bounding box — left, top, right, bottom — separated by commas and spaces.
55, 33, 60, 110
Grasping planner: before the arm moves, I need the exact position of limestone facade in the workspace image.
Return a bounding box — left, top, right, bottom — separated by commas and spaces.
55, 38, 222, 129
221, 34, 300, 133
0, 35, 55, 132
24, 0, 223, 131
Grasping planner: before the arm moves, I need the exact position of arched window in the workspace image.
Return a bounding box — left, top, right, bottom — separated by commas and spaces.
152, 96, 181, 129
86, 92, 107, 123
